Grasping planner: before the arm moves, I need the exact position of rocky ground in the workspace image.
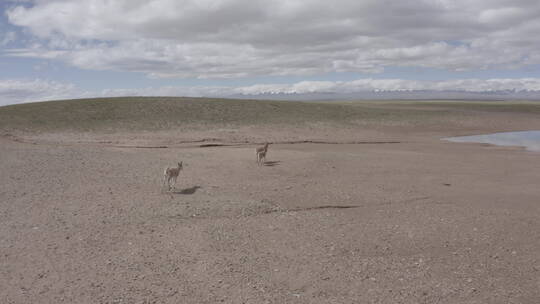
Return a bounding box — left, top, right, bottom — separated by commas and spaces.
1, 100, 540, 303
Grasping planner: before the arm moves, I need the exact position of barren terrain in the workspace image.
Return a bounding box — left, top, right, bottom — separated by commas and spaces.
1, 98, 540, 303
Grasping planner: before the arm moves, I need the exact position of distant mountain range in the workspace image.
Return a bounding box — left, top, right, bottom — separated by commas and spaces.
229, 90, 540, 101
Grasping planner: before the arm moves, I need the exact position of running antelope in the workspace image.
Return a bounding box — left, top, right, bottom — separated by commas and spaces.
256, 143, 269, 166
163, 161, 183, 191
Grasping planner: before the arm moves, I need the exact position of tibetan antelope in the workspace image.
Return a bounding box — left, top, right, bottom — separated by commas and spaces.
256, 143, 269, 166
163, 161, 183, 191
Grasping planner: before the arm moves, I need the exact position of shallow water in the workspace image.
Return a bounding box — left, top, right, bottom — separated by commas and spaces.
444, 130, 540, 152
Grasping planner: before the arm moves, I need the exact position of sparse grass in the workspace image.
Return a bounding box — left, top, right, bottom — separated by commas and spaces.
404, 100, 540, 114
1, 97, 539, 133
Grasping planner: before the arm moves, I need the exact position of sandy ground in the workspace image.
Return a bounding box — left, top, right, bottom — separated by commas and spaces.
1, 116, 540, 303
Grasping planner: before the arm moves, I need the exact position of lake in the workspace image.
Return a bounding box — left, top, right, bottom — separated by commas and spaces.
444, 130, 540, 152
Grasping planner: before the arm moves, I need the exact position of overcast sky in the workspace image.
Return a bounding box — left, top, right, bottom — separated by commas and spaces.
2, 0, 540, 105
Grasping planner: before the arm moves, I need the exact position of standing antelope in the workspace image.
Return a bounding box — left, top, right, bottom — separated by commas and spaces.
163, 161, 183, 191
256, 143, 269, 166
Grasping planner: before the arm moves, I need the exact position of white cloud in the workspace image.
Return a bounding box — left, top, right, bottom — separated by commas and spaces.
5, 0, 540, 78
0, 79, 84, 106
1, 32, 17, 46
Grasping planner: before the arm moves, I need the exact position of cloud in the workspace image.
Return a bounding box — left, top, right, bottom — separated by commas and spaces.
5, 0, 540, 78
1, 31, 17, 46
0, 79, 84, 106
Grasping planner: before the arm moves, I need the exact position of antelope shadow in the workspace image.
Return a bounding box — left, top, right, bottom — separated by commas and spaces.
171, 185, 201, 195
263, 160, 281, 167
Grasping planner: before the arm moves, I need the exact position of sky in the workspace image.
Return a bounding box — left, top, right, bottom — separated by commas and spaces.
2, 0, 540, 105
